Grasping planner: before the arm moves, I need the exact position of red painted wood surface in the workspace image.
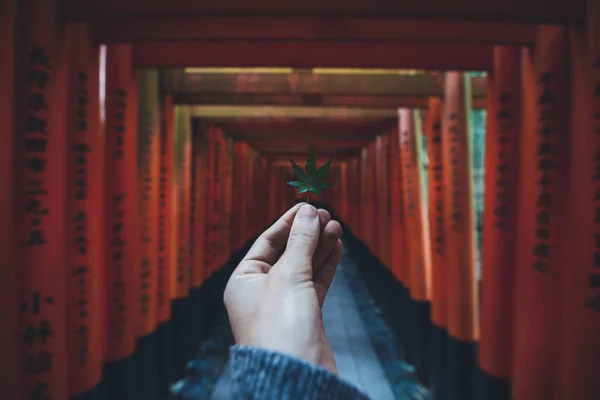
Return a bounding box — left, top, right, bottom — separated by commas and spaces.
15, 1, 70, 398
478, 46, 521, 380
512, 26, 569, 400
158, 95, 175, 316
191, 123, 208, 288
425, 98, 446, 327
399, 109, 432, 302
103, 43, 138, 363
133, 41, 493, 70
555, 8, 600, 398
136, 70, 160, 337
65, 22, 103, 395
0, 0, 19, 397
441, 73, 479, 342
389, 128, 407, 284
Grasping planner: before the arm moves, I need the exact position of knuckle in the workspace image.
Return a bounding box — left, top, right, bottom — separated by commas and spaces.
289, 230, 316, 243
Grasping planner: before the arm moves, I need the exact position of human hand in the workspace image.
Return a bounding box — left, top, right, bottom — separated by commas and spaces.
223, 203, 343, 374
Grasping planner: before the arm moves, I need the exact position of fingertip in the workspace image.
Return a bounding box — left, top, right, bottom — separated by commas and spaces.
318, 209, 331, 228
325, 220, 343, 239
297, 204, 318, 220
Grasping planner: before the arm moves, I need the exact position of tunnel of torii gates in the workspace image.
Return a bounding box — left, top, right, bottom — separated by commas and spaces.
1, 0, 600, 400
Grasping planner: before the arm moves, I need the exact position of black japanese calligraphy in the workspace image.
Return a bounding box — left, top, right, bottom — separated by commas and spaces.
532, 72, 557, 274
586, 53, 600, 312
109, 193, 127, 338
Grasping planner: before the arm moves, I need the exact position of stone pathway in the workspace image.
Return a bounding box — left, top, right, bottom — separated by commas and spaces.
170, 249, 428, 399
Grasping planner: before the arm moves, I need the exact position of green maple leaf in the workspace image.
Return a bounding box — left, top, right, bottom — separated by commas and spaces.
287, 142, 334, 198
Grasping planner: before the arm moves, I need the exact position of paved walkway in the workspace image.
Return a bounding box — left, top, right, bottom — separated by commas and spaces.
170, 249, 428, 399
322, 250, 397, 399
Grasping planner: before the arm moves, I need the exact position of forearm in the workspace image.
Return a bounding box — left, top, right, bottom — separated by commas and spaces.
223, 345, 370, 400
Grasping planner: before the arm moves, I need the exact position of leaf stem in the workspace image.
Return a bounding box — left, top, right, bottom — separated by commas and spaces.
306, 194, 309, 205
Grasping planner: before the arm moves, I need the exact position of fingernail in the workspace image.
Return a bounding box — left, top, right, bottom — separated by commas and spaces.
297, 204, 317, 220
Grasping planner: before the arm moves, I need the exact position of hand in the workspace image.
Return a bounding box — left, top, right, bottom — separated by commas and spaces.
224, 203, 343, 374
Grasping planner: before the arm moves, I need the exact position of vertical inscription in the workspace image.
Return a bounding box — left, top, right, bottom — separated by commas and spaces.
448, 112, 462, 232
431, 121, 444, 255
493, 93, 514, 231
70, 72, 90, 366
587, 55, 600, 312
157, 112, 168, 308
21, 46, 55, 400
531, 73, 558, 274
212, 139, 221, 264
109, 88, 127, 341
139, 109, 153, 317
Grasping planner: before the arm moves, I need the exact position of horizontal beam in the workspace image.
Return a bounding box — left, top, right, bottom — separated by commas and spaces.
269, 155, 357, 166
262, 147, 361, 157
170, 70, 486, 96
248, 140, 370, 148
175, 92, 446, 108
213, 119, 396, 141
134, 41, 493, 70
60, 0, 583, 25
190, 105, 398, 119
91, 16, 536, 45
172, 74, 487, 109
251, 140, 368, 157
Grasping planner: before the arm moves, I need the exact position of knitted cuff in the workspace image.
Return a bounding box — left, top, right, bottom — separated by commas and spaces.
228, 345, 369, 400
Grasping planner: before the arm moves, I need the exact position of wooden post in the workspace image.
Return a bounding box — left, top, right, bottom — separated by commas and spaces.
477, 46, 521, 400
424, 97, 448, 397
135, 69, 161, 400
0, 0, 19, 397
511, 26, 570, 400
555, 6, 600, 398
103, 43, 139, 400
399, 108, 433, 379
16, 1, 69, 398
65, 21, 104, 398
442, 72, 479, 400
156, 93, 174, 396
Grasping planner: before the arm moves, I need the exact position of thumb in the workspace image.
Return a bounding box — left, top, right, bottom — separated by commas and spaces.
280, 204, 320, 279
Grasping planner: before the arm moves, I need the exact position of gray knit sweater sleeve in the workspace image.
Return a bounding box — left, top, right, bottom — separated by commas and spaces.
222, 345, 370, 400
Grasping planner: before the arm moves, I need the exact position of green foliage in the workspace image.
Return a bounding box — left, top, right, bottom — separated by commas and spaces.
287, 143, 334, 197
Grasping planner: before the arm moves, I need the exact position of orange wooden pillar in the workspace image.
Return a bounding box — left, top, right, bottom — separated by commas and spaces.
424, 97, 448, 396
441, 72, 479, 400
511, 27, 569, 400
390, 127, 407, 287
156, 94, 175, 395
364, 143, 376, 251
340, 162, 349, 221
0, 0, 19, 397
203, 126, 216, 279
135, 69, 160, 400
170, 106, 193, 371
15, 1, 69, 399
221, 137, 233, 265
191, 123, 207, 287
103, 43, 139, 400
386, 126, 413, 356
239, 143, 250, 242
398, 108, 433, 378
65, 22, 104, 399
212, 128, 225, 269
347, 158, 359, 231
359, 148, 368, 243
555, 10, 600, 398
267, 160, 278, 223
477, 47, 521, 400
376, 134, 391, 267
190, 118, 208, 339
231, 142, 242, 247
